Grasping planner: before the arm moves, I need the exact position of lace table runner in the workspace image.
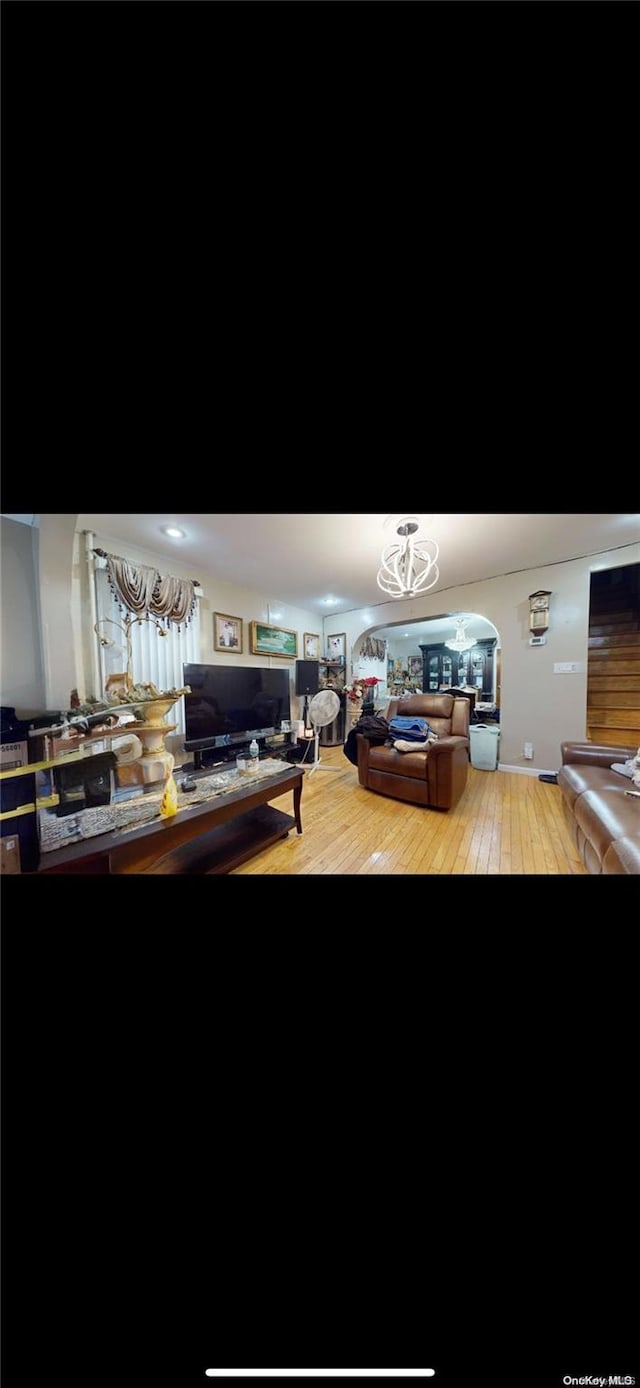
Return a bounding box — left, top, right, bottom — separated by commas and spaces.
39, 759, 293, 853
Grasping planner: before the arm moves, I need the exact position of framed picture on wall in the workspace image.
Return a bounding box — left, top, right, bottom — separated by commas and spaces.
326, 632, 346, 662
213, 612, 243, 653
249, 621, 298, 659
303, 633, 320, 660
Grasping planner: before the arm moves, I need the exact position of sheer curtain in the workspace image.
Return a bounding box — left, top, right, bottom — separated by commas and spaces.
94, 563, 200, 739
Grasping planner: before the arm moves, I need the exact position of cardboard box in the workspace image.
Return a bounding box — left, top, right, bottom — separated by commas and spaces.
49, 733, 83, 756
0, 836, 21, 874
0, 740, 28, 769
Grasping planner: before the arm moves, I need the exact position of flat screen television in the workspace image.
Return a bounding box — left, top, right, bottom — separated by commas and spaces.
183, 662, 292, 764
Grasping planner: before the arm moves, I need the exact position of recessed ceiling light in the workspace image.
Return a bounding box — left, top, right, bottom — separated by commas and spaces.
322, 596, 339, 606
162, 525, 185, 539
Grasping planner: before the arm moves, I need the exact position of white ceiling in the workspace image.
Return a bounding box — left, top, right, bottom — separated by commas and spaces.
6, 512, 639, 646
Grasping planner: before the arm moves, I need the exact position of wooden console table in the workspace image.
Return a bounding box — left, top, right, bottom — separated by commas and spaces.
36, 765, 304, 875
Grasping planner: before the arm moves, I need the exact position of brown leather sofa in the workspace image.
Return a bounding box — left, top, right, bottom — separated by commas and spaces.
557, 741, 640, 874
356, 693, 470, 810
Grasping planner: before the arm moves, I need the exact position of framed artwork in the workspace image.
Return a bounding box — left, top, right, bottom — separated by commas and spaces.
303, 632, 320, 660
249, 621, 298, 659
326, 632, 346, 662
214, 612, 243, 654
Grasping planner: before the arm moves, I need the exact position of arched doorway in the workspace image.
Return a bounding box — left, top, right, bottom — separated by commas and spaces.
354, 610, 501, 716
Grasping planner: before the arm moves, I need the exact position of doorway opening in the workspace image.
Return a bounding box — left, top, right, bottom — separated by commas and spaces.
587, 562, 640, 747
355, 611, 501, 722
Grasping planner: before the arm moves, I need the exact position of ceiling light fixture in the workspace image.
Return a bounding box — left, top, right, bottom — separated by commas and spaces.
445, 618, 475, 653
162, 525, 185, 539
376, 517, 440, 599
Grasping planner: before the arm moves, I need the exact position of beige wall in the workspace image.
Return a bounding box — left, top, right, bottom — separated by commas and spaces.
0, 516, 45, 714
0, 515, 82, 714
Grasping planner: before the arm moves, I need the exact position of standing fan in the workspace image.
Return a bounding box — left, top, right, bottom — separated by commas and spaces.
306, 689, 342, 775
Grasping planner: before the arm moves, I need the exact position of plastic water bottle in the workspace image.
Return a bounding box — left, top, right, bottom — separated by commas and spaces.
249, 738, 259, 762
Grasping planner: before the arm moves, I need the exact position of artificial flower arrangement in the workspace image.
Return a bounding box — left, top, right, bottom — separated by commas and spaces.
345, 675, 382, 704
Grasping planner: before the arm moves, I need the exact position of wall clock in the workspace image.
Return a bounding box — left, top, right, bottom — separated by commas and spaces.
529, 590, 552, 632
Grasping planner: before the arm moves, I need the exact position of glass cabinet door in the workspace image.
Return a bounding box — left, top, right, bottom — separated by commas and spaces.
457, 653, 470, 685
419, 639, 496, 700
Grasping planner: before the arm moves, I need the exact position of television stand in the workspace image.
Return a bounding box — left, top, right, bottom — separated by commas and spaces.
189, 754, 228, 772
191, 748, 239, 771
191, 733, 294, 772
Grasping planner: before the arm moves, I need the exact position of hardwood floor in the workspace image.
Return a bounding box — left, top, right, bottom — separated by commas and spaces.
231, 744, 587, 874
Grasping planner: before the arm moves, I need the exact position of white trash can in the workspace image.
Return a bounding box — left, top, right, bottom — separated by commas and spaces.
469, 723, 500, 771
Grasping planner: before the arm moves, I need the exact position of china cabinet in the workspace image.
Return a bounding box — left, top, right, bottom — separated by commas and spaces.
419, 639, 496, 700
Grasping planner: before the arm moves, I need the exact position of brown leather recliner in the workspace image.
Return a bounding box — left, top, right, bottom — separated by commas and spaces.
356, 693, 470, 810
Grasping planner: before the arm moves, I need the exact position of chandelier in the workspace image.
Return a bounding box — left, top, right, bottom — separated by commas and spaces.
445, 618, 475, 653
376, 516, 440, 599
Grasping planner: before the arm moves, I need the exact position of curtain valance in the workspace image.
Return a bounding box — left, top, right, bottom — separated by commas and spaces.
93, 548, 200, 630
361, 636, 387, 661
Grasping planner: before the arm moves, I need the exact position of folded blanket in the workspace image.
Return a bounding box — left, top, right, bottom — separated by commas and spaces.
389, 715, 429, 741
393, 732, 438, 753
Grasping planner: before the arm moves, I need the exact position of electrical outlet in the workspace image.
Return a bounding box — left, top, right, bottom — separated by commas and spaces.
524, 742, 533, 760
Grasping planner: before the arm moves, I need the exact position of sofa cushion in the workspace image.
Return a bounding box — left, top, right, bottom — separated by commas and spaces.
602, 834, 640, 874
367, 743, 431, 782
557, 763, 628, 811
574, 787, 640, 868
390, 693, 454, 719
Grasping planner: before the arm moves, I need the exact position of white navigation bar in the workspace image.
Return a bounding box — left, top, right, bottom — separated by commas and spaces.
205, 1373, 436, 1380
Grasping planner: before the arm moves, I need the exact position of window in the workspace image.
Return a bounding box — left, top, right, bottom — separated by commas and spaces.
94, 564, 200, 739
